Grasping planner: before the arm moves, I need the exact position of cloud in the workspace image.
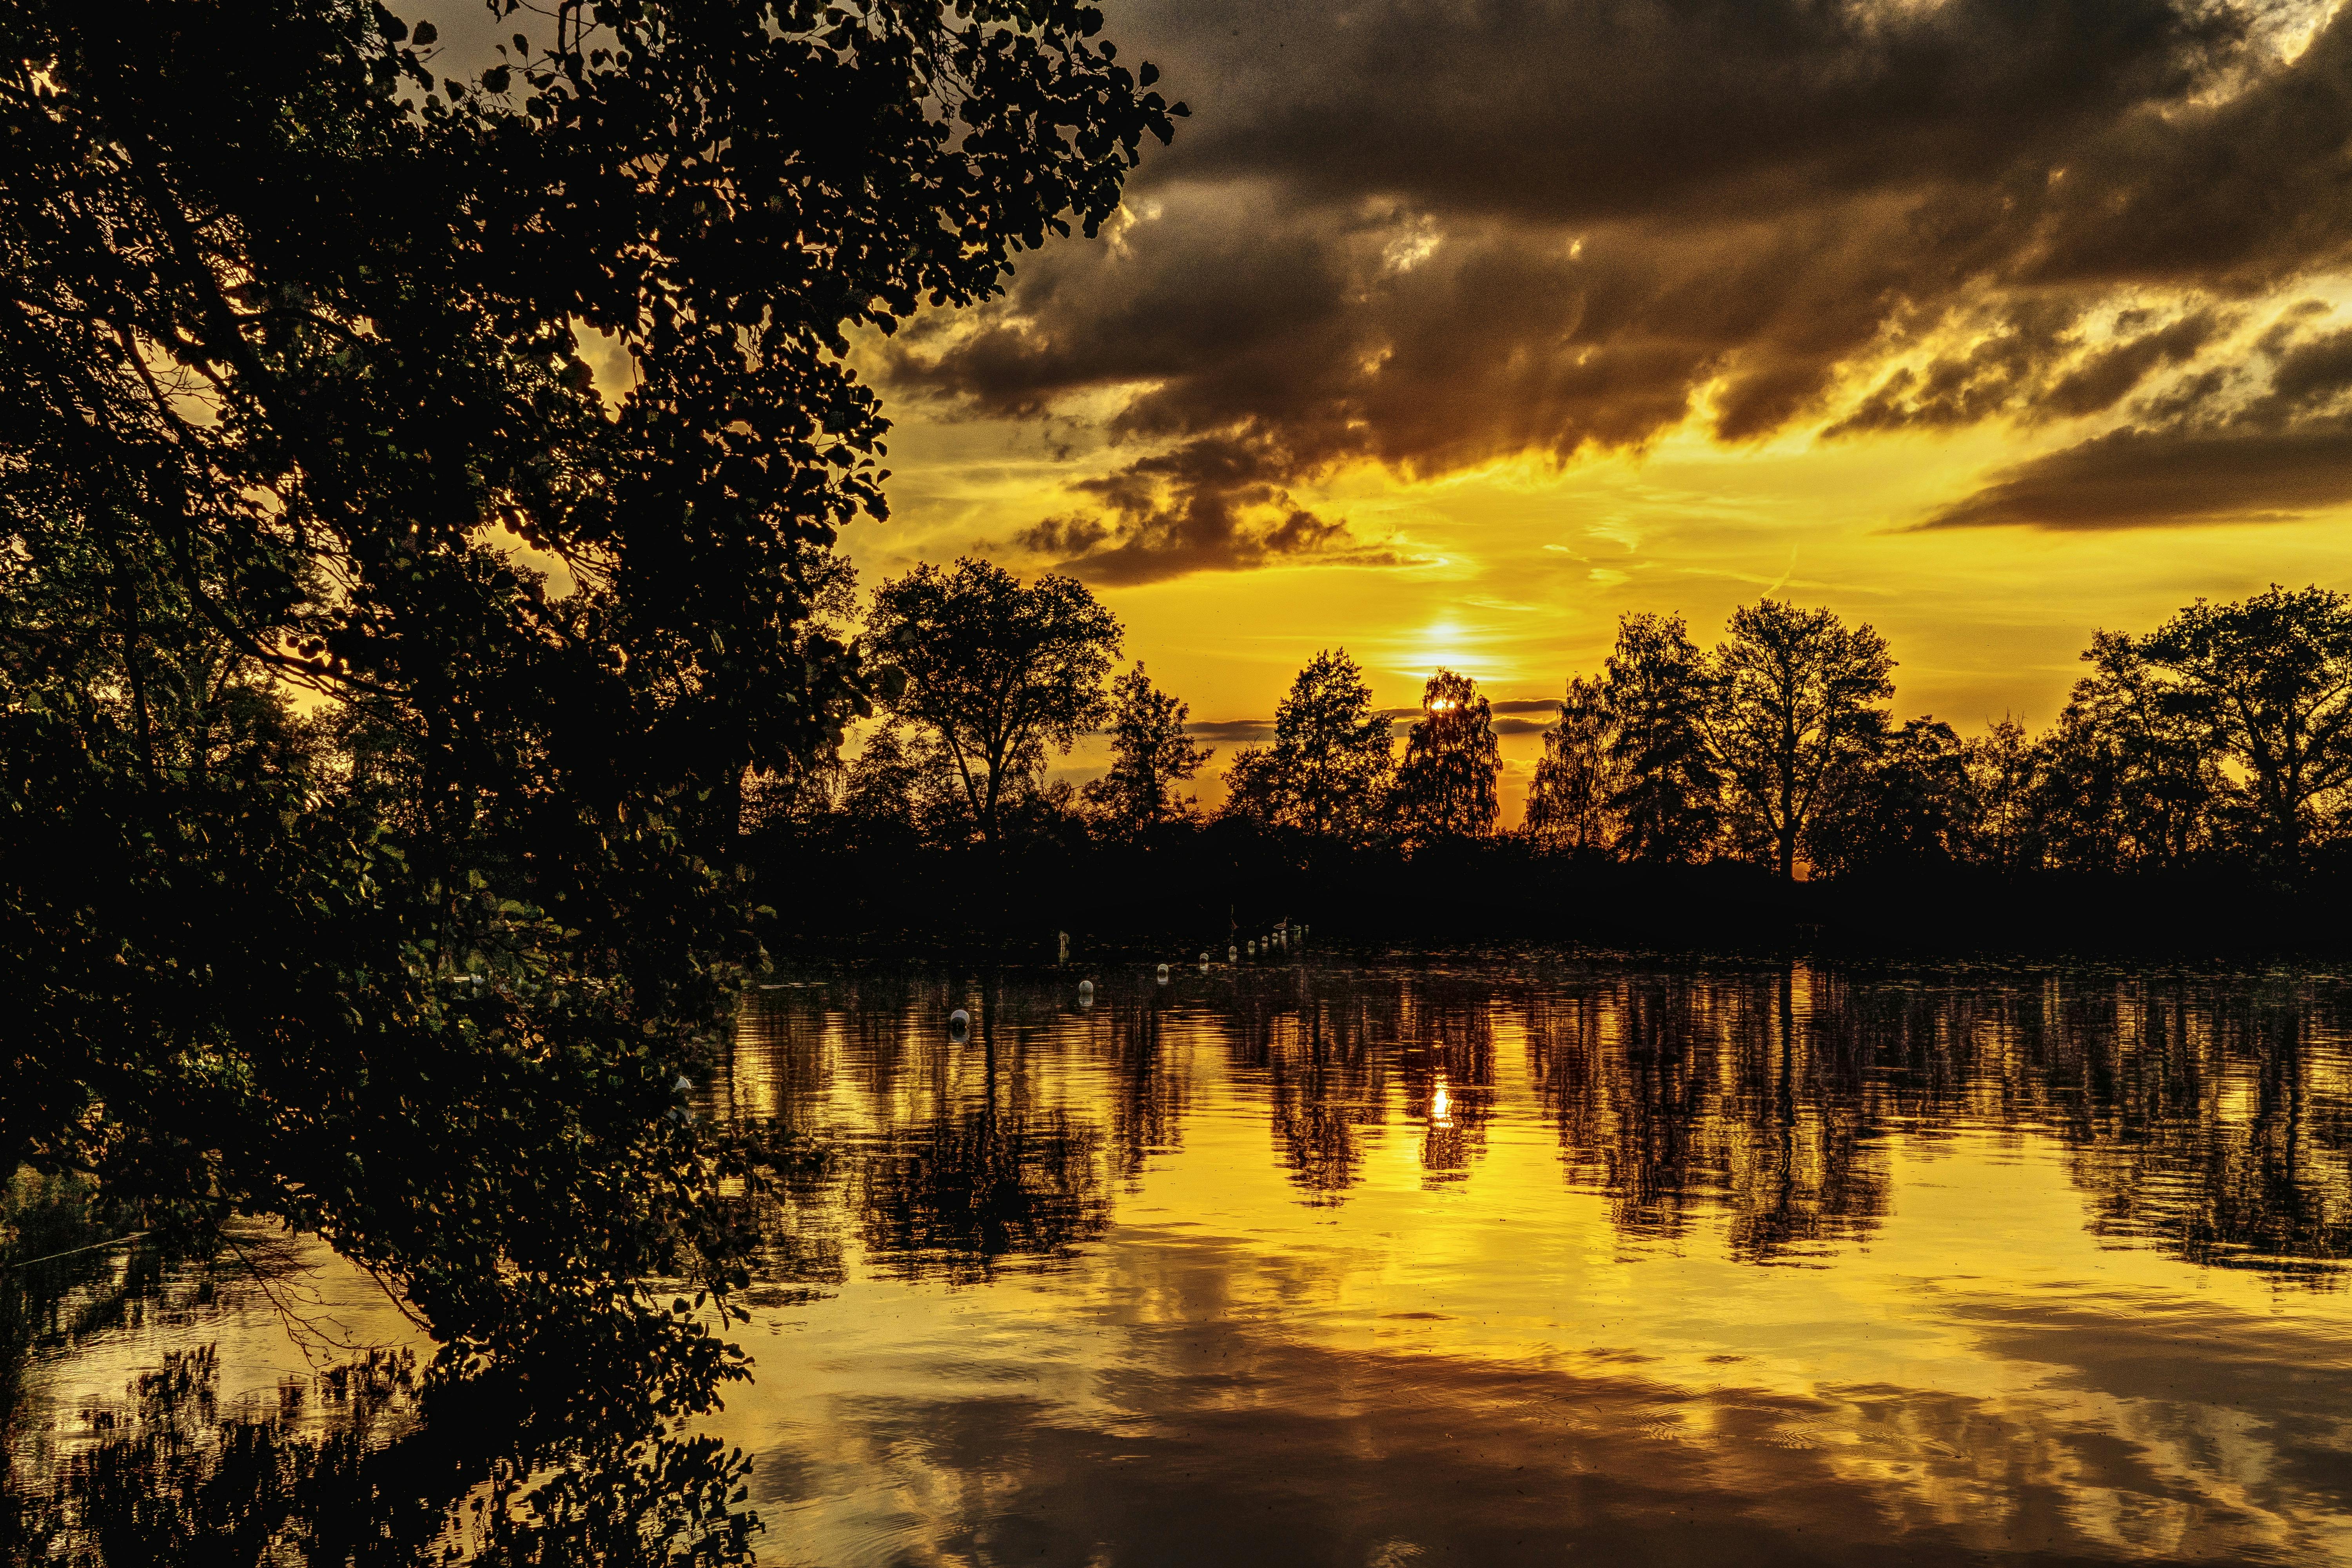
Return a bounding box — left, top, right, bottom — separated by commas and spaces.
1184, 717, 1275, 745
1922, 318, 2352, 529
886, 0, 2352, 573
1011, 429, 1411, 583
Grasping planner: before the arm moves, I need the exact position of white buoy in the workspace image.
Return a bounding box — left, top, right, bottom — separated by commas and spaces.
1200, 951, 1211, 973
1156, 963, 1170, 984
1227, 945, 1238, 963
949, 1007, 970, 1040
1077, 979, 1094, 1007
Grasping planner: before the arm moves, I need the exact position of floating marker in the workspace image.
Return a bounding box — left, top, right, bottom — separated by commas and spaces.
1247, 939, 1256, 956
1200, 951, 1211, 973
1228, 945, 1238, 963
949, 1007, 971, 1040
1156, 963, 1170, 984
1077, 979, 1094, 1007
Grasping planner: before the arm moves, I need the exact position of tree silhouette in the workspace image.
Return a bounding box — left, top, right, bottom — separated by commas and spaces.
2137, 586, 2352, 868
1392, 668, 1501, 841
1527, 674, 1623, 853
1602, 613, 1720, 862
1221, 648, 1395, 843
1084, 662, 1213, 835
2038, 629, 2223, 872
867, 559, 1122, 846
1713, 599, 1895, 878
1806, 717, 1966, 876
0, 0, 1178, 1547
1959, 717, 2043, 873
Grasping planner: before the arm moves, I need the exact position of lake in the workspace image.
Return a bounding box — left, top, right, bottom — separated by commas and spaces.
13, 955, 2352, 1564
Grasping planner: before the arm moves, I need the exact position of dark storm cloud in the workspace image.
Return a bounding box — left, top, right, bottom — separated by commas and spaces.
1013, 428, 1413, 583
887, 0, 2352, 579
1920, 318, 2352, 530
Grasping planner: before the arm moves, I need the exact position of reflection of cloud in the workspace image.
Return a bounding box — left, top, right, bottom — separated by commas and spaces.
754, 1238, 2352, 1567
888, 0, 2352, 575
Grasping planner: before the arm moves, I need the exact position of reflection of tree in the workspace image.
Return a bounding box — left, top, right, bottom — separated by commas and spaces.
854, 1106, 1110, 1285
1526, 971, 1892, 1260
2, 1230, 754, 1563
1518, 965, 2350, 1281
1102, 1003, 1188, 1188
2040, 987, 2352, 1278
730, 963, 2352, 1296
1227, 979, 1394, 1204
1399, 987, 1497, 1183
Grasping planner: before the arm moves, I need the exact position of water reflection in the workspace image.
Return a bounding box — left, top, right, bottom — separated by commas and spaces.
15, 959, 2352, 1563
744, 962, 2352, 1283
720, 958, 2352, 1565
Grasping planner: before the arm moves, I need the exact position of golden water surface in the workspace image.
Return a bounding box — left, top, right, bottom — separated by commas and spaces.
704, 959, 2352, 1566
18, 956, 2352, 1565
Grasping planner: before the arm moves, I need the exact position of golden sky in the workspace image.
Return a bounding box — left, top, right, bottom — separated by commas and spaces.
826, 0, 2352, 820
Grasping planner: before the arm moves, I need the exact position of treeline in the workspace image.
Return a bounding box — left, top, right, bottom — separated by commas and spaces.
750, 568, 2352, 956
1527, 588, 2352, 881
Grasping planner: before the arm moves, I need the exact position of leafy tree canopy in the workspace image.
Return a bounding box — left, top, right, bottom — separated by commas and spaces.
1712, 598, 1895, 879
1392, 668, 1499, 842
1084, 662, 1212, 835
866, 557, 1123, 844
1222, 648, 1394, 844
1, 0, 1175, 1551
2136, 585, 2352, 867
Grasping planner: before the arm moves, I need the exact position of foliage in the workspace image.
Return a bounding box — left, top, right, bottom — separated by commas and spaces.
1601, 613, 1720, 864
2036, 630, 2224, 873
1391, 668, 1500, 842
1805, 717, 1966, 877
2, 0, 1176, 1554
867, 558, 1123, 845
2135, 586, 2352, 867
1083, 662, 1213, 835
1220, 649, 1395, 844
1711, 599, 1896, 879
1524, 676, 1621, 854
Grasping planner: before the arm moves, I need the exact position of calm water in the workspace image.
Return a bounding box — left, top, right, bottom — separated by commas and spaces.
20, 956, 2352, 1564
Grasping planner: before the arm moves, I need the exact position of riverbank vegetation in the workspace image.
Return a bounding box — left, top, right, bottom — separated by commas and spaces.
751, 577, 2352, 958
1, 0, 1176, 1556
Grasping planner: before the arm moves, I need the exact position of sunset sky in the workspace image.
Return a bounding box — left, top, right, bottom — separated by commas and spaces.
827, 0, 2352, 817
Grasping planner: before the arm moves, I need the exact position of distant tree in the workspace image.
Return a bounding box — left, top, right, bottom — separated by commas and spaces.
1526, 674, 1622, 853
1807, 717, 1966, 877
1220, 744, 1284, 826
828, 719, 958, 847
1084, 663, 1213, 834
867, 559, 1122, 846
1959, 716, 2045, 873
2038, 630, 2221, 872
1712, 599, 1895, 878
1220, 649, 1395, 842
2136, 586, 2352, 867
1601, 613, 1720, 862
1392, 669, 1501, 841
